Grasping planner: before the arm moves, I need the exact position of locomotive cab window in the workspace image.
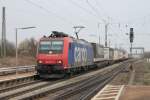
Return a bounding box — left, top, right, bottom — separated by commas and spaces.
39, 40, 63, 54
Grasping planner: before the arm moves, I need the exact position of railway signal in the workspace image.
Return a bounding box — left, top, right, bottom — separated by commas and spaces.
129, 28, 134, 57
130, 28, 134, 43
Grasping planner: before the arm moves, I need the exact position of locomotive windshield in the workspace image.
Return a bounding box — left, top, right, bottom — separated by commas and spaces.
39, 40, 63, 54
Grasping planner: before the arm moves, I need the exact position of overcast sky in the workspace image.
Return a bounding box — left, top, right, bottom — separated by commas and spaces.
0, 0, 150, 51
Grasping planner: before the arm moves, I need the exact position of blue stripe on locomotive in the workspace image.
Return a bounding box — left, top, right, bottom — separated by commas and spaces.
68, 41, 94, 67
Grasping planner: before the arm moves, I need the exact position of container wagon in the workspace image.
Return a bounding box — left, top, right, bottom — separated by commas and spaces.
91, 43, 109, 67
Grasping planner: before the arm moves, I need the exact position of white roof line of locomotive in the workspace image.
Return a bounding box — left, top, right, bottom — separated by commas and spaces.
40, 36, 92, 46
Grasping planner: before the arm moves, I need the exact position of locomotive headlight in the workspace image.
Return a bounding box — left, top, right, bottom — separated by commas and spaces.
57, 60, 62, 64
38, 60, 43, 64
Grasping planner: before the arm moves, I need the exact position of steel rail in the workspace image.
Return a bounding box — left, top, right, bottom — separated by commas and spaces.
80, 65, 127, 100
10, 61, 131, 100
0, 75, 36, 89
0, 59, 135, 100
53, 63, 125, 100
0, 81, 52, 99
0, 80, 41, 93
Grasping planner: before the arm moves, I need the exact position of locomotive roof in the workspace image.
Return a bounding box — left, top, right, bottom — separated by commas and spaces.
40, 31, 91, 47
40, 37, 64, 41
70, 39, 91, 47
40, 36, 89, 43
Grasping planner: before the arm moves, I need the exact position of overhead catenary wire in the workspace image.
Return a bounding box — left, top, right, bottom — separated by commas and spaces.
92, 1, 130, 43
66, 0, 108, 24
23, 0, 139, 47
65, 0, 95, 16
87, 0, 131, 48
93, 0, 132, 37
86, 0, 106, 23
37, 0, 90, 26
94, 0, 122, 24
85, 0, 125, 47
94, 0, 108, 17
109, 25, 129, 48
66, 0, 100, 21
24, 0, 74, 26
94, 0, 114, 22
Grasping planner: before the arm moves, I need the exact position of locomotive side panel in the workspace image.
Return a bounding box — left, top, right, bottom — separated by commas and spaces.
68, 41, 94, 68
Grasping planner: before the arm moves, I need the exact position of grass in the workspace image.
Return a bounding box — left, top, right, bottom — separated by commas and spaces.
134, 60, 150, 85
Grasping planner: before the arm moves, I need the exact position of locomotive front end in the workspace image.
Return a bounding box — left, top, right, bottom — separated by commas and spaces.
36, 33, 70, 78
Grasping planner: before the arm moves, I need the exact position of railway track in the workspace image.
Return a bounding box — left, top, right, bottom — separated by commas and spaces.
0, 60, 134, 100
0, 77, 68, 100
0, 81, 52, 99
0, 79, 41, 93
46, 62, 128, 100
0, 75, 36, 89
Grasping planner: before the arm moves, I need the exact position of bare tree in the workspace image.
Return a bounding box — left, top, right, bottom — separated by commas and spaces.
6, 41, 15, 56
18, 38, 37, 57
0, 40, 15, 57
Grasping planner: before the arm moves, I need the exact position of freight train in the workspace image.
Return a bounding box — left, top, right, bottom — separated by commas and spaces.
36, 31, 128, 78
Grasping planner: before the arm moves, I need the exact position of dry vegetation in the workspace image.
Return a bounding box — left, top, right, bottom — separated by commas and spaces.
0, 56, 36, 67
134, 60, 150, 85
110, 59, 150, 85
0, 38, 37, 67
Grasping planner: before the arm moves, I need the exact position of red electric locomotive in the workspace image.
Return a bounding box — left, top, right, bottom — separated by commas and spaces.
36, 31, 94, 78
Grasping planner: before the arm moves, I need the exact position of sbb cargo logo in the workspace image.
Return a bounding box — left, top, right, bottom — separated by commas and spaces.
74, 47, 87, 63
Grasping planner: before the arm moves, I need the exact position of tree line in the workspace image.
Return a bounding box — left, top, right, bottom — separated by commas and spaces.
0, 38, 37, 58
